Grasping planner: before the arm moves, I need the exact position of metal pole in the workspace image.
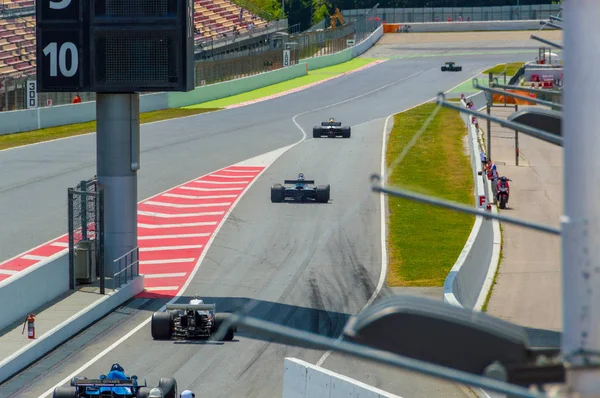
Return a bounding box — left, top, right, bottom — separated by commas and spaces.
487, 72, 492, 159
96, 94, 139, 276
81, 180, 87, 241
68, 189, 75, 290
99, 188, 105, 295
562, 2, 600, 396
515, 104, 519, 166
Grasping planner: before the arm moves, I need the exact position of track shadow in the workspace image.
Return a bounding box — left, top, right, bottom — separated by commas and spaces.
170, 296, 351, 348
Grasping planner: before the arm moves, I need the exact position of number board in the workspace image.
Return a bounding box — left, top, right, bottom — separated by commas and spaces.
36, 0, 88, 92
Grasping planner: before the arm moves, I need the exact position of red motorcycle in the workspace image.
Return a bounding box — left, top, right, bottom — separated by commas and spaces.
496, 177, 511, 209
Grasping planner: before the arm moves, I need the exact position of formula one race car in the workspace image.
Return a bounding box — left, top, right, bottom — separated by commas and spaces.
270, 173, 330, 203
441, 61, 462, 72
52, 363, 178, 398
151, 296, 236, 341
313, 118, 351, 138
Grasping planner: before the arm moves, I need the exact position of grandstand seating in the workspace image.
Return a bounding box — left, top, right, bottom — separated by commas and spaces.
0, 0, 268, 78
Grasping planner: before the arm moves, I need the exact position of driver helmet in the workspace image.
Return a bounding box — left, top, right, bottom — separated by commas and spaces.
111, 363, 124, 372
500, 176, 507, 181
149, 387, 164, 398
181, 390, 196, 398
298, 173, 305, 180
329, 117, 334, 122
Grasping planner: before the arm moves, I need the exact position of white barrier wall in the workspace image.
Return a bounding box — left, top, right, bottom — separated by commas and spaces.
407, 20, 552, 32
0, 275, 144, 384
283, 357, 402, 398
0, 252, 69, 332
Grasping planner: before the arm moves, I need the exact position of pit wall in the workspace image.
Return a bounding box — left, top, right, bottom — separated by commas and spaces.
0, 25, 383, 136
384, 20, 553, 33
443, 99, 501, 311
283, 357, 402, 398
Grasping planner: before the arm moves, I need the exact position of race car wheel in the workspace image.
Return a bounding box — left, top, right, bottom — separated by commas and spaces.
271, 184, 285, 203
136, 387, 152, 398
313, 127, 322, 138
52, 387, 78, 398
151, 311, 173, 340
342, 126, 351, 138
458, 66, 462, 71
159, 377, 178, 398
214, 312, 236, 341
69, 376, 87, 386
441, 66, 447, 71
316, 185, 330, 203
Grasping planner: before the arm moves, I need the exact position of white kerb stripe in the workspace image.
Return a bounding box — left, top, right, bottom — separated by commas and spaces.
139, 245, 203, 252
190, 180, 248, 185
138, 222, 217, 228
139, 258, 195, 265
142, 272, 187, 279
221, 168, 263, 173
143, 201, 231, 209
180, 186, 242, 192
0, 269, 18, 275
162, 193, 237, 199
188, 184, 244, 191
22, 254, 47, 261
138, 233, 211, 240
145, 286, 179, 291
51, 242, 69, 247
209, 174, 255, 178
138, 211, 224, 218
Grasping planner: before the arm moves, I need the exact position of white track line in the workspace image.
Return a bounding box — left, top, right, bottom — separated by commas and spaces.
22, 254, 47, 261
139, 245, 204, 252
163, 193, 237, 199
191, 180, 248, 185
143, 201, 232, 209
209, 174, 255, 178
0, 269, 18, 275
142, 273, 187, 279
188, 185, 244, 191
139, 258, 196, 265
144, 286, 180, 292
138, 233, 211, 240
138, 211, 224, 218
50, 242, 69, 248
138, 222, 217, 228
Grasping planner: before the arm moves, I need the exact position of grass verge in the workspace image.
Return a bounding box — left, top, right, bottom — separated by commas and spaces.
184, 57, 379, 109
386, 102, 474, 287
0, 108, 220, 151
481, 223, 504, 312
483, 62, 525, 76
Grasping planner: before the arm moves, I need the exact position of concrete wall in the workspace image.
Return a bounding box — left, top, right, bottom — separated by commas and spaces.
404, 20, 551, 33
443, 100, 501, 311
0, 252, 69, 332
0, 275, 144, 384
351, 24, 384, 58
283, 357, 402, 398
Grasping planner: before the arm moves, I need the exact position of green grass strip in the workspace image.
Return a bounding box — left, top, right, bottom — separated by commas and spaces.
386, 103, 475, 287
482, 62, 525, 76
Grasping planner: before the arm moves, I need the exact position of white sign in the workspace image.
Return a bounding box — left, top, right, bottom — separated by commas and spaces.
283, 50, 290, 67
346, 39, 355, 46
26, 80, 38, 109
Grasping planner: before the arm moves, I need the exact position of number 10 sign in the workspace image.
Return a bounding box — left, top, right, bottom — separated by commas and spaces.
36, 0, 86, 92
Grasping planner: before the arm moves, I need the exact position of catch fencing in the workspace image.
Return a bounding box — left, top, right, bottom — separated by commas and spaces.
342, 4, 561, 24
0, 6, 380, 112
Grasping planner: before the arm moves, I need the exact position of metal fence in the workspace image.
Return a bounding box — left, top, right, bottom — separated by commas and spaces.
342, 4, 561, 24
67, 177, 105, 293
112, 247, 139, 291
0, 6, 380, 112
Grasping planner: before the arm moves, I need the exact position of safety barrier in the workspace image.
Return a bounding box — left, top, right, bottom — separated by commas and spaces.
0, 274, 144, 384
390, 20, 552, 33
443, 99, 501, 311
283, 357, 402, 398
0, 251, 69, 332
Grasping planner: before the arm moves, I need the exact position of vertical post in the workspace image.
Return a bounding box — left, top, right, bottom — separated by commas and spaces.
99, 188, 105, 295
487, 72, 492, 160
96, 93, 139, 276
80, 180, 87, 241
562, 1, 600, 396
68, 189, 75, 290
514, 104, 519, 166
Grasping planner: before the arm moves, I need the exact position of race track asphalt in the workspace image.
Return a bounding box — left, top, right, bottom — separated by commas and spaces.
0, 40, 538, 398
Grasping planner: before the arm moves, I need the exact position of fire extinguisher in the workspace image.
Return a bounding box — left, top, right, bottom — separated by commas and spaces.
22, 314, 36, 339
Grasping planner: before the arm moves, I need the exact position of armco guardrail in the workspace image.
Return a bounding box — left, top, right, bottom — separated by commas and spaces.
283, 357, 402, 398
0, 24, 384, 136
403, 20, 553, 33
0, 274, 144, 383
443, 99, 501, 310
0, 251, 69, 332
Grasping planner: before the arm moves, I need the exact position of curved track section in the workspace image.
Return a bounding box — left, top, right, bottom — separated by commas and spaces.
0, 39, 538, 398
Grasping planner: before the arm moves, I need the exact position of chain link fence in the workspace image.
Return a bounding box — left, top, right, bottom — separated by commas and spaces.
342, 4, 561, 24
0, 6, 380, 112
68, 177, 105, 293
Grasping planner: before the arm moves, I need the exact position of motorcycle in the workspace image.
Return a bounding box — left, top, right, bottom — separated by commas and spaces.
496, 177, 511, 209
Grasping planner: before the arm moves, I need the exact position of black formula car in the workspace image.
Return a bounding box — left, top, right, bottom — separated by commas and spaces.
151, 297, 236, 341
313, 118, 351, 138
271, 173, 330, 203
441, 61, 462, 72
52, 363, 178, 398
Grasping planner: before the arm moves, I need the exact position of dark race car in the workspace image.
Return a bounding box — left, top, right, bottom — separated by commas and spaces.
52, 363, 178, 398
313, 118, 351, 138
441, 61, 462, 72
151, 296, 236, 341
270, 173, 330, 203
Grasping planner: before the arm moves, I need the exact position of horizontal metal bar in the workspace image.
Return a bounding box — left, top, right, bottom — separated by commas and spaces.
113, 247, 139, 263
540, 20, 562, 30
112, 261, 139, 278
473, 79, 561, 109
370, 176, 561, 236
229, 313, 548, 398
549, 15, 563, 22
436, 94, 563, 147
491, 81, 562, 96
530, 34, 563, 50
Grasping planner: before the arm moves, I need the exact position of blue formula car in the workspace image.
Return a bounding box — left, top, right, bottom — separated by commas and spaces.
52, 363, 178, 398
270, 173, 330, 203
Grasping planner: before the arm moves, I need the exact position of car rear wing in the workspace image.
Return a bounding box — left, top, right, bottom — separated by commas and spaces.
72, 378, 146, 387
321, 122, 342, 126
284, 179, 315, 185
166, 303, 216, 311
